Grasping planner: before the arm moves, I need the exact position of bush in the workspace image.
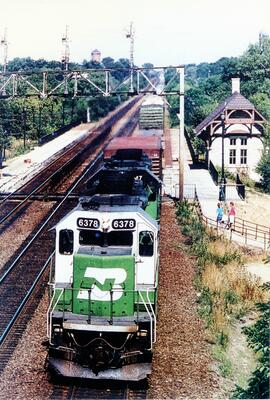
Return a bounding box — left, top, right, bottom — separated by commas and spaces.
215, 165, 235, 182
176, 199, 193, 222
233, 302, 270, 399
257, 150, 270, 193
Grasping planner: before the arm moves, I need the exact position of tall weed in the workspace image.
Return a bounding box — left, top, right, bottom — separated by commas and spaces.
176, 200, 267, 337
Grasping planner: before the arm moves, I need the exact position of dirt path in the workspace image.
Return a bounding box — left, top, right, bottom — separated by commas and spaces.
148, 201, 221, 399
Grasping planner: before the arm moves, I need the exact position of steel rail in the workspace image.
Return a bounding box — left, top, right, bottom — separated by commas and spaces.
0, 133, 100, 226
0, 96, 141, 225
0, 252, 54, 346
0, 95, 139, 207
0, 152, 103, 285
0, 95, 142, 284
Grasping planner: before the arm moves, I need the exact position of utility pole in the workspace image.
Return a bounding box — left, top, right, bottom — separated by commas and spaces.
61, 25, 70, 95
86, 107, 91, 123
23, 106, 27, 149
126, 22, 135, 93
177, 67, 185, 201
1, 28, 8, 96
219, 111, 226, 202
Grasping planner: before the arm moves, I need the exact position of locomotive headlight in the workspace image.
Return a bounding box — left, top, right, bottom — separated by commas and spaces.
54, 327, 63, 334
137, 330, 148, 337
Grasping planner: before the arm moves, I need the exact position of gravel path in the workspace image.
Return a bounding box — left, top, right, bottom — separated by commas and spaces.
148, 201, 221, 399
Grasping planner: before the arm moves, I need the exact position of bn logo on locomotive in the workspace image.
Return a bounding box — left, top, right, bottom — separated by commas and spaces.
77, 267, 127, 301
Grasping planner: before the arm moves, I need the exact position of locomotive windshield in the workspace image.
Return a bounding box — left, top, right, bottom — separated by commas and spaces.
79, 229, 133, 247
59, 229, 74, 255
139, 231, 154, 257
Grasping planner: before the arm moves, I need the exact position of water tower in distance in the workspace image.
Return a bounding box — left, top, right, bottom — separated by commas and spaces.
91, 49, 101, 63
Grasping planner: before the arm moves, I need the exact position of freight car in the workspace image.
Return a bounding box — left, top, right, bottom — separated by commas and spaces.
46, 149, 161, 381
104, 136, 162, 177
139, 95, 164, 130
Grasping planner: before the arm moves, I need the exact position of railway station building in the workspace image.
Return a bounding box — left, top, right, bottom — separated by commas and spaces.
194, 78, 267, 180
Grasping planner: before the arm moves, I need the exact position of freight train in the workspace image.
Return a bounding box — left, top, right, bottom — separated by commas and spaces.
46, 144, 161, 381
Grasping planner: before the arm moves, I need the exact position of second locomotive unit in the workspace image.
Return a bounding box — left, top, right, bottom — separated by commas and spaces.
47, 147, 161, 381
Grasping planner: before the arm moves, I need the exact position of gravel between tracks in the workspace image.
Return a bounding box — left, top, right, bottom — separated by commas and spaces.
148, 200, 221, 399
0, 291, 53, 399
0, 201, 54, 271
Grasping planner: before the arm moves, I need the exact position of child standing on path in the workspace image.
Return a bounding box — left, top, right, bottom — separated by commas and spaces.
216, 202, 223, 227
228, 201, 236, 229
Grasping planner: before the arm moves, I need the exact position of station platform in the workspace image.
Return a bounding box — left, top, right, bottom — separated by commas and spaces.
162, 128, 241, 218
0, 123, 94, 193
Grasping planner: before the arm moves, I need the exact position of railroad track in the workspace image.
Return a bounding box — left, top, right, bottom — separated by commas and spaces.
50, 379, 148, 399
0, 151, 102, 347
0, 97, 142, 377
0, 256, 50, 374
0, 96, 142, 230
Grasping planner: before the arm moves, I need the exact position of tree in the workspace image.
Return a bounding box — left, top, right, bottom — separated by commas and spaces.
0, 124, 10, 168
102, 57, 115, 69
257, 143, 270, 192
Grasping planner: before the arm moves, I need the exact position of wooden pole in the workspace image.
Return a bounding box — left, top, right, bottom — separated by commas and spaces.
178, 67, 185, 200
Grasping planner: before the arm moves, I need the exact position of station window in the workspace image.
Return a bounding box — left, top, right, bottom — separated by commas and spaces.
230, 138, 236, 146
139, 231, 154, 257
240, 149, 247, 164
229, 149, 236, 164
241, 138, 247, 146
59, 229, 74, 255
79, 230, 133, 247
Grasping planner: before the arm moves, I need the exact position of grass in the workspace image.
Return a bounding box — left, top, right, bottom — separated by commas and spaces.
175, 199, 269, 389
5, 138, 37, 160
212, 344, 233, 378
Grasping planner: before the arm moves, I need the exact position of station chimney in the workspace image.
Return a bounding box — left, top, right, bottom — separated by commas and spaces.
231, 77, 240, 93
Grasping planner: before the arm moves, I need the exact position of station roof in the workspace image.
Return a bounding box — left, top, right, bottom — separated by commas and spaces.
194, 92, 265, 135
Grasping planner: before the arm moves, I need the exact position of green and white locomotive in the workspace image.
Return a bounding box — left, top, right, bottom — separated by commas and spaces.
47, 149, 161, 381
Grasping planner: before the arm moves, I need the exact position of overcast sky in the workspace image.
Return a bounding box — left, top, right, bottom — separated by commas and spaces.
1, 0, 269, 66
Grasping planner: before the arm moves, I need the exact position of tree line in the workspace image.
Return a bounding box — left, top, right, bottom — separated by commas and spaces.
166, 34, 270, 191
0, 57, 154, 167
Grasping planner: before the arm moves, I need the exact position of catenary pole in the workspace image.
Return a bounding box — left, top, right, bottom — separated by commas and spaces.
178, 67, 185, 200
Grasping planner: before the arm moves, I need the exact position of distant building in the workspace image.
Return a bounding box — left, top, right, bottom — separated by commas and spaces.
194, 78, 267, 180
91, 49, 101, 63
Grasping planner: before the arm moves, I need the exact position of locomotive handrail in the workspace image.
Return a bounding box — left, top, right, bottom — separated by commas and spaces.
139, 291, 154, 350
49, 286, 156, 337
146, 288, 157, 344
47, 287, 64, 343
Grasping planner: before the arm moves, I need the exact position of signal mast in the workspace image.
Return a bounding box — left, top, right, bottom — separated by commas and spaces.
62, 25, 70, 95
126, 22, 135, 93
1, 29, 8, 96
